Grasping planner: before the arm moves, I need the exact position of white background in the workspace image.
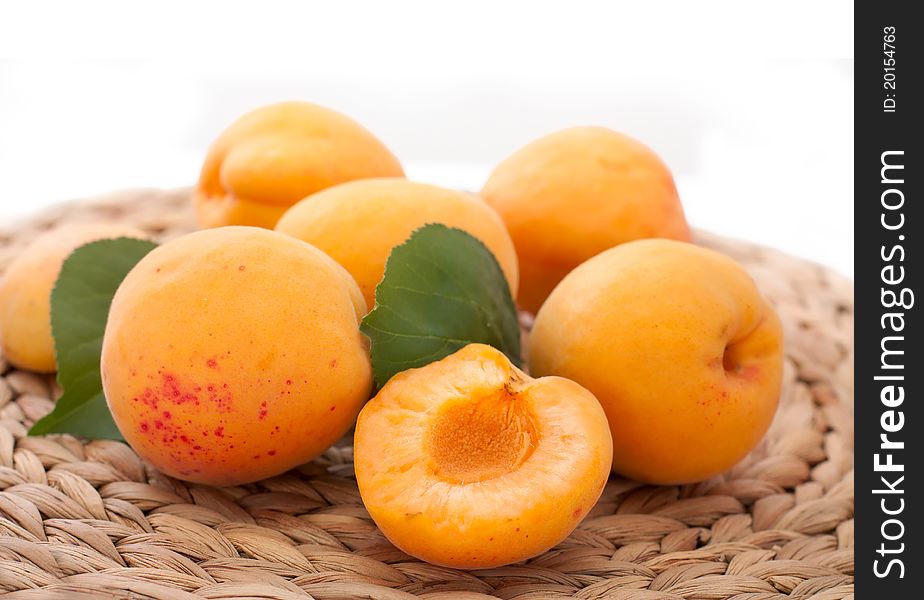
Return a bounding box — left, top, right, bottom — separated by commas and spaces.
0, 1, 854, 275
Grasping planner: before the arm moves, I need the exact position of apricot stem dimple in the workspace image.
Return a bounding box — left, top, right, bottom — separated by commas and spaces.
722, 344, 739, 374
425, 387, 539, 484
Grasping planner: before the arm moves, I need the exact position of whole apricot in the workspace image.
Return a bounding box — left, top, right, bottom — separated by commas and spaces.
0, 223, 147, 372
275, 178, 519, 309
354, 343, 612, 568
196, 101, 404, 229
101, 226, 372, 485
481, 126, 691, 313
529, 239, 783, 485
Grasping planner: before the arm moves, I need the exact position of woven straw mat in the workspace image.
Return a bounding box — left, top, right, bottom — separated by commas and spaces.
0, 188, 854, 600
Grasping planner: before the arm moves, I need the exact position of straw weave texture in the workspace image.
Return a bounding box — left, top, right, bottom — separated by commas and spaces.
0, 188, 854, 599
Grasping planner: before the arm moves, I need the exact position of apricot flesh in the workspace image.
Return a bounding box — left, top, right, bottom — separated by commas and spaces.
0, 223, 147, 372
529, 239, 783, 484
481, 126, 691, 314
275, 178, 519, 309
101, 226, 372, 485
353, 343, 612, 569
196, 101, 404, 228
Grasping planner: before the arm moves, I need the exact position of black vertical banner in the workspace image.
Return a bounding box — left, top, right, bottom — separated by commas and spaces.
855, 1, 922, 596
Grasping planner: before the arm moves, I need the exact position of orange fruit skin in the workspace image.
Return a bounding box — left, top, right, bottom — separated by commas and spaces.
275, 178, 519, 310
354, 344, 612, 569
195, 101, 404, 229
529, 240, 783, 485
481, 126, 691, 314
0, 223, 147, 372
101, 227, 372, 485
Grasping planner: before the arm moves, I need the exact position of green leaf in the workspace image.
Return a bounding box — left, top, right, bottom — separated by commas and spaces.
361, 223, 521, 387
29, 237, 158, 440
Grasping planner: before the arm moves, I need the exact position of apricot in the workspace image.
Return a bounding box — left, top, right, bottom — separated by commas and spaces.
100, 226, 372, 485
529, 239, 783, 485
354, 343, 612, 568
275, 178, 519, 309
196, 101, 404, 229
481, 126, 692, 314
0, 223, 147, 372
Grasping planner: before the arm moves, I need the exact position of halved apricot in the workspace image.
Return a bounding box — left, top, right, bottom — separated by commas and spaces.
353, 344, 612, 568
